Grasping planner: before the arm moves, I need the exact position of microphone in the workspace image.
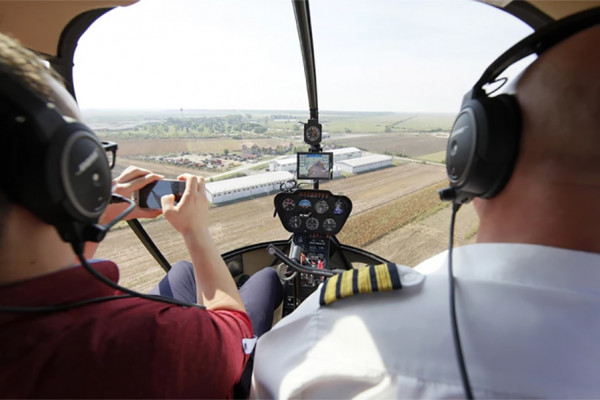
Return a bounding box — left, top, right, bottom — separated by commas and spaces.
83, 194, 136, 242
438, 187, 456, 202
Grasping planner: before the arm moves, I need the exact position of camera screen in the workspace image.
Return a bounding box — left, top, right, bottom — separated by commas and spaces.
297, 152, 333, 180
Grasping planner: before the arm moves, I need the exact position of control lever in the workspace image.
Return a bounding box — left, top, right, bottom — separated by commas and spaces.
267, 244, 343, 277
289, 242, 302, 262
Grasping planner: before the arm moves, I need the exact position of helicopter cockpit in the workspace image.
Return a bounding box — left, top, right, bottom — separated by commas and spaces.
2, 0, 600, 398
1, 0, 593, 315
1, 1, 586, 315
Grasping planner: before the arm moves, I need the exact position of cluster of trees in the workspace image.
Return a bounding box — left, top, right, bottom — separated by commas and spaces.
96, 114, 271, 138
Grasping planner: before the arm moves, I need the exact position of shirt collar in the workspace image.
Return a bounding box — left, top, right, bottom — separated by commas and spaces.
422, 243, 600, 295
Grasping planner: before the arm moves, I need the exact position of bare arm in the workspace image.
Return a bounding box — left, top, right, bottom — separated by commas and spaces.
161, 174, 245, 313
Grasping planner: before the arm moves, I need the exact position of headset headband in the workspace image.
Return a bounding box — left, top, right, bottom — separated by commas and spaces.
465, 6, 600, 102
441, 6, 600, 205
0, 73, 65, 143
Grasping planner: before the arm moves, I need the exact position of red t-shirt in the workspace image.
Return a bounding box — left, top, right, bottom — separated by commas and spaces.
0, 261, 253, 399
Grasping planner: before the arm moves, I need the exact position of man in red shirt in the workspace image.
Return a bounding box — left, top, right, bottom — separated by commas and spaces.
0, 32, 280, 398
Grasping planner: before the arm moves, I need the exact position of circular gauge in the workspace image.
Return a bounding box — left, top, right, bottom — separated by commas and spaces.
332, 200, 345, 215
298, 199, 311, 208
323, 218, 337, 232
305, 125, 321, 143
314, 199, 329, 214
289, 216, 301, 229
282, 197, 295, 211
306, 217, 319, 230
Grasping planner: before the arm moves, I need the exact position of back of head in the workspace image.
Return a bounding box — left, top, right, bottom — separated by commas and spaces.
0, 32, 112, 245
516, 25, 600, 183
0, 33, 56, 100
476, 24, 600, 250
0, 33, 53, 240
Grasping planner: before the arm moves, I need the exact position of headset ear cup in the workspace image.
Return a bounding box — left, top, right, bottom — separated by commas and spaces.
476, 94, 521, 198
17, 123, 111, 227
445, 94, 521, 202
46, 123, 112, 224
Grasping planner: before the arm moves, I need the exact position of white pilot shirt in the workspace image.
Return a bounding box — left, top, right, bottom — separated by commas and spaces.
251, 243, 600, 399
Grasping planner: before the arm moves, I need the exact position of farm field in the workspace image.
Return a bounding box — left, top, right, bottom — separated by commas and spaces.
331, 132, 448, 157
319, 112, 455, 133
95, 161, 479, 293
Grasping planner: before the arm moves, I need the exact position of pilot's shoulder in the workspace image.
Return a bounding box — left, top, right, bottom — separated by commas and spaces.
319, 263, 424, 306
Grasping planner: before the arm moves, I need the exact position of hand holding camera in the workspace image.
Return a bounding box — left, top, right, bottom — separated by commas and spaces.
161, 174, 210, 238
100, 166, 164, 225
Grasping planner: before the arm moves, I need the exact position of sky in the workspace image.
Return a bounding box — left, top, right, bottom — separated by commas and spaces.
73, 0, 533, 113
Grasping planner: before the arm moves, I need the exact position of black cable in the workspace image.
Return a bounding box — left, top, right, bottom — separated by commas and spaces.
0, 294, 133, 313
280, 179, 298, 192
448, 202, 474, 399
0, 246, 206, 313
72, 243, 205, 310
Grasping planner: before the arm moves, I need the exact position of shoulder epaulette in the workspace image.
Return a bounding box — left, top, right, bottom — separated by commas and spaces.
319, 263, 402, 306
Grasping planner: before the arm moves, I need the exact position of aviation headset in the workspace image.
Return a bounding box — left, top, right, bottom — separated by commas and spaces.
440, 6, 600, 205
0, 69, 112, 244
0, 64, 207, 313
440, 7, 600, 399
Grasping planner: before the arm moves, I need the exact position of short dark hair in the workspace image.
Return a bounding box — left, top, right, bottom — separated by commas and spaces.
0, 33, 59, 239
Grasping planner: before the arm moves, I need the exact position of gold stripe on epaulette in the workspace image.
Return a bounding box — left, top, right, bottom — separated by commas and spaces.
376, 263, 393, 291
322, 273, 339, 305
320, 263, 402, 306
339, 267, 354, 298
357, 266, 371, 294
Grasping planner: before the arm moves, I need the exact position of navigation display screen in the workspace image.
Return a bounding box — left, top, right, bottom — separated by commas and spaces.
297, 152, 333, 180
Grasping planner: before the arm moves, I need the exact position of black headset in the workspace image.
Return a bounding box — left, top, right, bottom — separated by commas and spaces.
0, 70, 112, 244
440, 8, 600, 399
440, 6, 600, 205
0, 68, 206, 313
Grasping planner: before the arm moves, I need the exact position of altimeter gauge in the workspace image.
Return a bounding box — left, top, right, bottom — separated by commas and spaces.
314, 199, 329, 214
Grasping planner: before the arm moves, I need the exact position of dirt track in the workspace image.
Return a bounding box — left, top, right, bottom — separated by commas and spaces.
95, 162, 478, 292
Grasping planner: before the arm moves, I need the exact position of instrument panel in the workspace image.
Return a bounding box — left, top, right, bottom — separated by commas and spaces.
274, 189, 352, 235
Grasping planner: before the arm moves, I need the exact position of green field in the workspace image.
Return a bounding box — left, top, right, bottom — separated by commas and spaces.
416, 150, 447, 163
319, 112, 455, 133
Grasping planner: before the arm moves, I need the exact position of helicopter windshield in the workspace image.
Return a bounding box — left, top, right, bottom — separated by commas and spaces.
73, 0, 532, 292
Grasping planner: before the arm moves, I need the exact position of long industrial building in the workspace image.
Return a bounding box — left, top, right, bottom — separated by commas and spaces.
205, 171, 294, 204
332, 147, 362, 161
269, 147, 363, 173
337, 154, 393, 174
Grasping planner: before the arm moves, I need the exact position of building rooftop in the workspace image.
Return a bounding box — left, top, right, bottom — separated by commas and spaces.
331, 147, 361, 155
206, 171, 294, 194
271, 157, 297, 166
337, 154, 393, 167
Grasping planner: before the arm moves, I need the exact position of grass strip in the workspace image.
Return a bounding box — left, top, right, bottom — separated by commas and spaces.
337, 181, 449, 247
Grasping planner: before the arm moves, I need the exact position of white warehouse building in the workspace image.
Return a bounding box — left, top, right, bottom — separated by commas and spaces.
205, 171, 294, 204
269, 157, 296, 172
269, 147, 362, 173
332, 147, 362, 161
337, 154, 393, 174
